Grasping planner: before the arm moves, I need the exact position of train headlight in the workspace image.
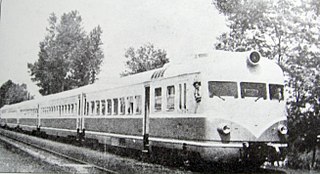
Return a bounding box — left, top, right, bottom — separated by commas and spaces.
218, 124, 231, 135
247, 51, 261, 66
278, 124, 288, 135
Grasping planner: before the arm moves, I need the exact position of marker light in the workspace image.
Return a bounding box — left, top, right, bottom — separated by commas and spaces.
247, 51, 261, 66
218, 124, 231, 135
278, 124, 288, 135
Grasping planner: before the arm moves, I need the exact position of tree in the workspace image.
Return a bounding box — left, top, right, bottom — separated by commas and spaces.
0, 80, 13, 107
213, 0, 320, 167
0, 80, 32, 108
121, 43, 169, 76
28, 11, 104, 95
70, 25, 104, 86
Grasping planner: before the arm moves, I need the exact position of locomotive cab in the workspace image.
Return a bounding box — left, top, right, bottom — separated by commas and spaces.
195, 51, 288, 164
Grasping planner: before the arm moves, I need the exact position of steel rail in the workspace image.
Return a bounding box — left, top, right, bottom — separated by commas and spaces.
0, 132, 118, 174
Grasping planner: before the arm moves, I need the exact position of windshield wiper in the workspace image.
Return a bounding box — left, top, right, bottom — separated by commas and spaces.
211, 92, 225, 101
254, 96, 263, 102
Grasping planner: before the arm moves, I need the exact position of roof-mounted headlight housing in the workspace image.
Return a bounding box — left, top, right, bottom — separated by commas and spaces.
218, 123, 231, 135
247, 51, 261, 66
278, 124, 288, 135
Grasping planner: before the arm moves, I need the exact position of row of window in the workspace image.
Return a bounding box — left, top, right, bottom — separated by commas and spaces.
20, 108, 38, 114
154, 83, 187, 112
41, 103, 78, 115
85, 95, 142, 116
3, 81, 283, 118
84, 83, 188, 116
208, 81, 284, 100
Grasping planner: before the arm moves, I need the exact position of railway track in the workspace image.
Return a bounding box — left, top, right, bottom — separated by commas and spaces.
0, 132, 117, 173
0, 128, 190, 173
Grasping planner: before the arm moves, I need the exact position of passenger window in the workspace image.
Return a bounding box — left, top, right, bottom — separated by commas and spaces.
62, 105, 64, 114
155, 88, 162, 111
101, 100, 106, 115
91, 101, 95, 115
107, 99, 112, 115
96, 101, 100, 115
135, 95, 142, 115
120, 97, 125, 115
127, 96, 134, 115
269, 84, 284, 101
113, 98, 118, 115
167, 86, 175, 110
71, 104, 74, 114
86, 102, 89, 115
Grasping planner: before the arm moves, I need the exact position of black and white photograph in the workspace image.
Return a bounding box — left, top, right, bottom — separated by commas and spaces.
0, 0, 319, 173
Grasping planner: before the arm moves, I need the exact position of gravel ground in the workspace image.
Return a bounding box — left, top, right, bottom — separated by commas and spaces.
0, 141, 65, 173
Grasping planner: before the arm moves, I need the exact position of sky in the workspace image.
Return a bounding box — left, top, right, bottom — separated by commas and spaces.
0, 0, 227, 97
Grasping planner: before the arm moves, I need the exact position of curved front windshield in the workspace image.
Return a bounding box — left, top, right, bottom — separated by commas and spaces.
208, 81, 238, 98
240, 82, 266, 99
269, 84, 284, 101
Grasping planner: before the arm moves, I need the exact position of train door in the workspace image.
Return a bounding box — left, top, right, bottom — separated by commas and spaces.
77, 93, 86, 139
77, 94, 82, 131
143, 86, 150, 153
37, 104, 40, 131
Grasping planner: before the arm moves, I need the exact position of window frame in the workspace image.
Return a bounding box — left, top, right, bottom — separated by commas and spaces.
269, 84, 284, 101
240, 82, 267, 99
208, 81, 238, 98
166, 85, 175, 111
135, 95, 142, 115
154, 87, 162, 111
101, 100, 106, 115
113, 98, 118, 115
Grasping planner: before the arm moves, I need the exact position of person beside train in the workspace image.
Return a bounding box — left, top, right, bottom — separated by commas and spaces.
193, 81, 201, 113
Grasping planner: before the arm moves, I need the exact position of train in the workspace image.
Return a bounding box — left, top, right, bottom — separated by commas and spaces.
0, 50, 288, 167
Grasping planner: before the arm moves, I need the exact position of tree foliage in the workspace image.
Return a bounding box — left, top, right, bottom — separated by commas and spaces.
0, 80, 32, 108
213, 0, 320, 167
28, 11, 104, 95
121, 43, 169, 76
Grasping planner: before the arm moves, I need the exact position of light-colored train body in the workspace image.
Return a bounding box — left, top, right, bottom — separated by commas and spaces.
0, 50, 287, 164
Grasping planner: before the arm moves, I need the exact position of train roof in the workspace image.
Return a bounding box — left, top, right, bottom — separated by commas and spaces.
102, 50, 284, 85
0, 50, 284, 111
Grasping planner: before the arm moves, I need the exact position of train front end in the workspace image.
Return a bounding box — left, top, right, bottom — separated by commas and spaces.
199, 51, 287, 165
